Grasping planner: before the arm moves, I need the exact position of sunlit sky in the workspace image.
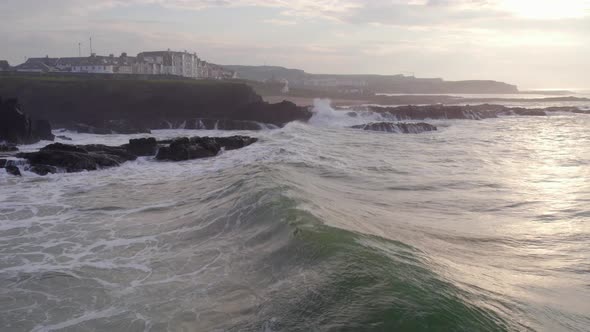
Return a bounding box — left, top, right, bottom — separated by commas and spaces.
1, 0, 589, 89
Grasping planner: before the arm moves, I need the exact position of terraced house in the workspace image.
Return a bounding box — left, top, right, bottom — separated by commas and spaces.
10, 50, 235, 80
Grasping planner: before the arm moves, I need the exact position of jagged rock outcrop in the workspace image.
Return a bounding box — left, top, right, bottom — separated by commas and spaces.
17, 143, 137, 173
213, 136, 259, 150
0, 97, 55, 144
156, 137, 220, 161
231, 100, 312, 126
368, 105, 498, 120
9, 135, 258, 176
27, 164, 58, 176
365, 104, 568, 120
34, 120, 55, 141
155, 136, 258, 161
351, 122, 438, 134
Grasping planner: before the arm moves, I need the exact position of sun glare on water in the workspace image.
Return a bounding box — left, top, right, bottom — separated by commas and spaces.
500, 0, 590, 19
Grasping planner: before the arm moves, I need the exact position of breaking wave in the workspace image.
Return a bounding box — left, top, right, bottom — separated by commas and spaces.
2, 109, 590, 331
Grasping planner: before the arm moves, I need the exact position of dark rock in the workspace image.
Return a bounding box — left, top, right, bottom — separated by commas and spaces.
0, 97, 54, 144
232, 101, 312, 127
573, 110, 590, 114
364, 104, 564, 120
0, 144, 18, 152
34, 120, 55, 141
5, 165, 21, 176
368, 105, 499, 120
155, 135, 257, 161
0, 79, 312, 130
28, 164, 57, 176
214, 136, 259, 150
545, 106, 580, 113
125, 137, 158, 156
351, 122, 438, 133
18, 143, 136, 173
41, 142, 88, 154
18, 150, 101, 172
156, 137, 220, 161
56, 135, 72, 141
12, 136, 258, 175
511, 108, 546, 116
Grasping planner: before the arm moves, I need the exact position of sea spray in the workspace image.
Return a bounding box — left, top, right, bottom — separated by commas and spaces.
308, 99, 387, 128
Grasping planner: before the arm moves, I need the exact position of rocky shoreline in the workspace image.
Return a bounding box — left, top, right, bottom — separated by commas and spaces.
360, 104, 587, 120
2, 136, 258, 176
2, 84, 589, 177
351, 122, 438, 134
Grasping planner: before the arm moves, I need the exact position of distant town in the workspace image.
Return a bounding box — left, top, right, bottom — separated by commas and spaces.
0, 49, 236, 80
0, 50, 520, 95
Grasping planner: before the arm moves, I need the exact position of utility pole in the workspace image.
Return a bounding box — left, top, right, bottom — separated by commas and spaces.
78, 42, 82, 57
89, 37, 93, 56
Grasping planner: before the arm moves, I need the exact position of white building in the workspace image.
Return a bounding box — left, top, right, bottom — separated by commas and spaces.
71, 53, 135, 74
14, 50, 235, 79
136, 50, 202, 78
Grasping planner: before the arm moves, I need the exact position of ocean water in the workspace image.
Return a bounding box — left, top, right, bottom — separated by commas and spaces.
1, 100, 590, 331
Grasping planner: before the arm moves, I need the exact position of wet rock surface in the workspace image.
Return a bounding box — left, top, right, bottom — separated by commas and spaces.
155, 136, 258, 161
124, 137, 158, 156
17, 143, 137, 173
9, 135, 258, 176
363, 104, 575, 120
5, 165, 21, 176
351, 122, 438, 133
0, 97, 54, 144
0, 144, 18, 152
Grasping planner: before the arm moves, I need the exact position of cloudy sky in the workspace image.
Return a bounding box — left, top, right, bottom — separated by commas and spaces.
1, 0, 589, 89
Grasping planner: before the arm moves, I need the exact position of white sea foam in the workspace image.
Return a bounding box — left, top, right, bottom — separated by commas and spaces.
308, 98, 387, 128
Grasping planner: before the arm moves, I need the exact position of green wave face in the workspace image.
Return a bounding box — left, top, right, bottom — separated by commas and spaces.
222, 182, 514, 332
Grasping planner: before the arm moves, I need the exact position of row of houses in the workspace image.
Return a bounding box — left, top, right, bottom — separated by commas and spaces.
2, 50, 235, 80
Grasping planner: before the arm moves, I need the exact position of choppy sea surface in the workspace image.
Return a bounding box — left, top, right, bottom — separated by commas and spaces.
1, 98, 590, 331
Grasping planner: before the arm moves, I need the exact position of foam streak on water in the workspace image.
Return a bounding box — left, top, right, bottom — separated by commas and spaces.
1, 102, 590, 331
